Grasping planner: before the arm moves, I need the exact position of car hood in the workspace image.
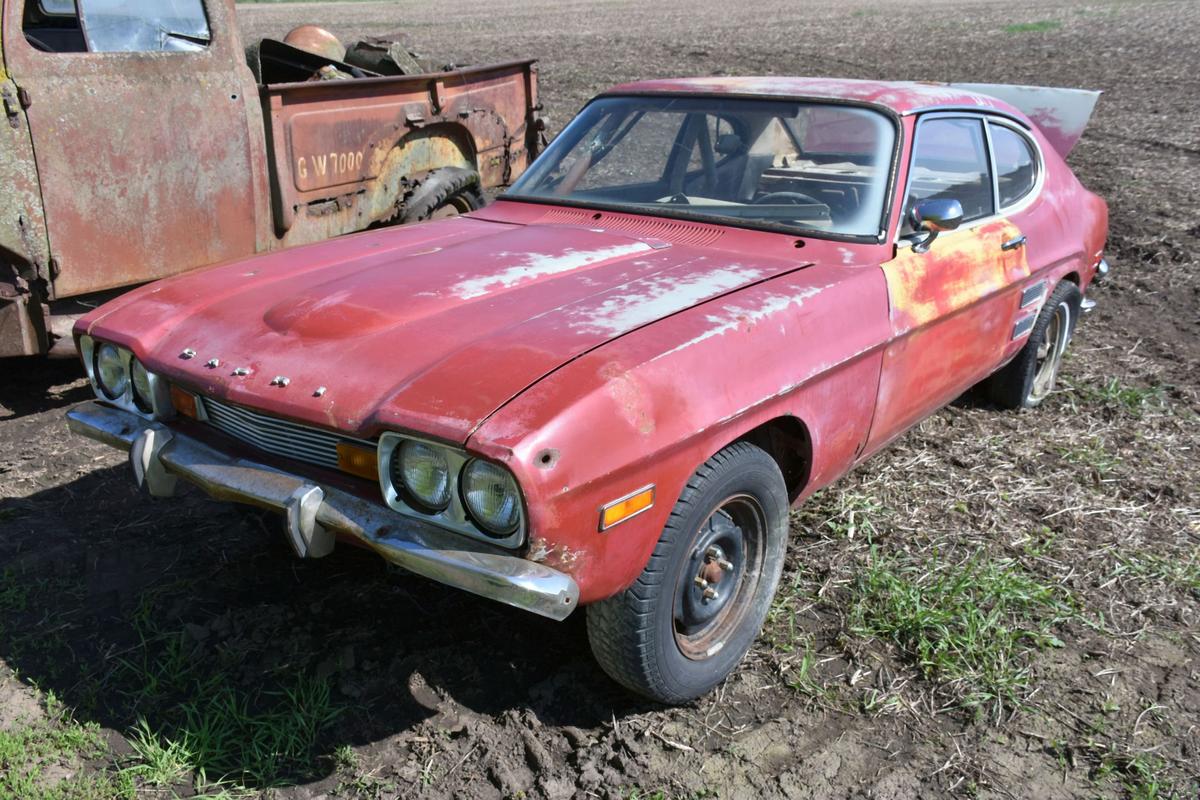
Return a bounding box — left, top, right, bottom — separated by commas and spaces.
83, 216, 809, 443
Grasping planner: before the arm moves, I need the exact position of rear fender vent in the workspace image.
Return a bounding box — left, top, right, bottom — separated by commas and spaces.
536, 208, 725, 247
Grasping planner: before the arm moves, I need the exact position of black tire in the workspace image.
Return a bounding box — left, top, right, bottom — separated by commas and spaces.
398, 167, 486, 223
587, 441, 789, 704
986, 280, 1082, 409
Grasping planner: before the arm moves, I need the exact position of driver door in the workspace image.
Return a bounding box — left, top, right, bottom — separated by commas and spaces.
2, 0, 265, 300
866, 114, 1023, 451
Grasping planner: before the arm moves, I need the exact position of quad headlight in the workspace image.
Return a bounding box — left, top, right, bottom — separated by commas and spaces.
377, 432, 525, 546
94, 342, 129, 400
394, 439, 452, 512
130, 358, 154, 412
461, 459, 522, 537
80, 335, 166, 418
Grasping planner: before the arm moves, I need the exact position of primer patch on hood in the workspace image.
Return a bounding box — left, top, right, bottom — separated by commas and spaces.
568, 265, 768, 337
448, 242, 654, 299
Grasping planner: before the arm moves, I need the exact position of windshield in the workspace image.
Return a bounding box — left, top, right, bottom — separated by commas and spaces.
507, 96, 896, 238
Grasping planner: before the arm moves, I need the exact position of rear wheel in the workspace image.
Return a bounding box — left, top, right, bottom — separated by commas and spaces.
986, 280, 1081, 409
399, 167, 486, 223
587, 442, 789, 704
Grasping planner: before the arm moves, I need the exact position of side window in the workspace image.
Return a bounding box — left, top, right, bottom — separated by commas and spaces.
990, 123, 1038, 208
23, 0, 211, 53
904, 117, 994, 227
22, 0, 86, 52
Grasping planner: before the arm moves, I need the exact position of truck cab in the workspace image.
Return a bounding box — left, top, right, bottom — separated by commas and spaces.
0, 0, 540, 356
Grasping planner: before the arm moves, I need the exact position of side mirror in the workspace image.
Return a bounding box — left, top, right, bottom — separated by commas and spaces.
909, 198, 964, 253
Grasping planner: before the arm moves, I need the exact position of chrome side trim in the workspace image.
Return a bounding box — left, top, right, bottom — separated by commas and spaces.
1020, 281, 1046, 308
66, 402, 578, 621
1012, 316, 1036, 340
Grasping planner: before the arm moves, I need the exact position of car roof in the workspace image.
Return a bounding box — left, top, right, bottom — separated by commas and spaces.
600, 77, 1028, 120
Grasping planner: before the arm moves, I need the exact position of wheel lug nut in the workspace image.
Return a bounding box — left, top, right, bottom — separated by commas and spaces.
694, 576, 708, 589
703, 587, 719, 601
717, 558, 733, 571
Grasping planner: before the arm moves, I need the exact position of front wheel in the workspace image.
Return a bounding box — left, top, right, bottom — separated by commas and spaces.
587, 442, 789, 704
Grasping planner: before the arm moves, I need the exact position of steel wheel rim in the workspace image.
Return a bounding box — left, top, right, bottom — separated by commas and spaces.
672, 494, 767, 661
1031, 301, 1070, 402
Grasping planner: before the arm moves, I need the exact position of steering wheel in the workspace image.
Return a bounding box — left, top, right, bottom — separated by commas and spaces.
751, 191, 822, 206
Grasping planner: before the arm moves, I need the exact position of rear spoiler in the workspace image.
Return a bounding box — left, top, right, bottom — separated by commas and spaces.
948, 83, 1101, 158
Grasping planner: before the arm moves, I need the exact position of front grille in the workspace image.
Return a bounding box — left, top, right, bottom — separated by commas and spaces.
198, 396, 374, 471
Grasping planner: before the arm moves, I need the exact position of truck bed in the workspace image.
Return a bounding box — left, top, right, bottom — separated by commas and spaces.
260, 59, 541, 246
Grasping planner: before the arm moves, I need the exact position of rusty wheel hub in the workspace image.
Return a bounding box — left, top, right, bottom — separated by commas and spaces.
674, 495, 766, 659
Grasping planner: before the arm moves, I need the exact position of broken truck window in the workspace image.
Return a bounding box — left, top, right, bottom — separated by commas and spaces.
78, 0, 210, 53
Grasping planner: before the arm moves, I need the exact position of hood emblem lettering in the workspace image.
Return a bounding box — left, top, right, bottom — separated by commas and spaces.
205, 358, 221, 369
270, 376, 290, 387
232, 367, 250, 377
313, 386, 327, 397
180, 348, 196, 359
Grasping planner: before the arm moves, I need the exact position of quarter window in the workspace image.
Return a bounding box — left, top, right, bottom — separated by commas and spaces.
989, 123, 1038, 207
904, 117, 994, 225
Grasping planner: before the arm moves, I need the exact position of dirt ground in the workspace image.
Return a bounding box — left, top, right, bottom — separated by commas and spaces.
2, 0, 1198, 798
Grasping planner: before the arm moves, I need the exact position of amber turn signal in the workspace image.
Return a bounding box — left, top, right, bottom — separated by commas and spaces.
337, 442, 380, 481
169, 385, 198, 419
599, 485, 655, 531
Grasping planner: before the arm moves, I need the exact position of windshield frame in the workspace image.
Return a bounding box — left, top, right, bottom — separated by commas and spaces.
503, 91, 904, 244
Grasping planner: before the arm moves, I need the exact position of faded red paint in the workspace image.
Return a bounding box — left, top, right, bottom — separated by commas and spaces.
73, 78, 1109, 605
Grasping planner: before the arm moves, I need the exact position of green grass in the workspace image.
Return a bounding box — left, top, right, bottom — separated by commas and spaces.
848, 549, 1075, 717
1111, 550, 1200, 594
116, 638, 341, 789
1064, 376, 1166, 417
1003, 20, 1062, 33
105, 595, 344, 791
0, 695, 134, 800
1058, 438, 1123, 477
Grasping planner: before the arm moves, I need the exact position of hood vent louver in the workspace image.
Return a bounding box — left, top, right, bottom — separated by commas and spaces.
536, 208, 725, 247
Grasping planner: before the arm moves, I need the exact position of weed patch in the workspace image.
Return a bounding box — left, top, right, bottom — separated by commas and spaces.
1004, 20, 1062, 33
848, 549, 1076, 717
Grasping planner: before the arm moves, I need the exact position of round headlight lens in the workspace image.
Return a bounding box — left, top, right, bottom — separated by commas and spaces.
395, 440, 452, 512
461, 459, 521, 537
131, 359, 153, 411
94, 343, 129, 400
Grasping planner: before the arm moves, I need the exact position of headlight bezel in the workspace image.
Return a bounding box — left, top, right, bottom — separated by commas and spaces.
79, 334, 172, 420
377, 431, 525, 549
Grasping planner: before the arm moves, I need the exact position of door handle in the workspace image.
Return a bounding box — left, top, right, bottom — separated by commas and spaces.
1001, 235, 1027, 251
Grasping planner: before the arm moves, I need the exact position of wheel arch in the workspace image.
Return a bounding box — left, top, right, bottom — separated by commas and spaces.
732, 415, 813, 503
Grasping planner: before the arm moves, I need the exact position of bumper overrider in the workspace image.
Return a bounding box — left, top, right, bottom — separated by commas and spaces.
66, 401, 579, 621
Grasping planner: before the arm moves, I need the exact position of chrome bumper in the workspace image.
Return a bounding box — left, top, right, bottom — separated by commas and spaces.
66, 401, 579, 621
1095, 257, 1110, 283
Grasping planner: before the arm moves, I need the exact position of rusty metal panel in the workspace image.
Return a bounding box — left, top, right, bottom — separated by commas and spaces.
0, 16, 53, 354
263, 59, 539, 246
1, 0, 265, 300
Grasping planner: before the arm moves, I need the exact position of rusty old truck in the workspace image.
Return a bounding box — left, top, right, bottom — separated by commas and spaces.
0, 0, 542, 356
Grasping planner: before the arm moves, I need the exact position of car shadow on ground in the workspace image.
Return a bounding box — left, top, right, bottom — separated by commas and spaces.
0, 463, 651, 788
0, 357, 91, 420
